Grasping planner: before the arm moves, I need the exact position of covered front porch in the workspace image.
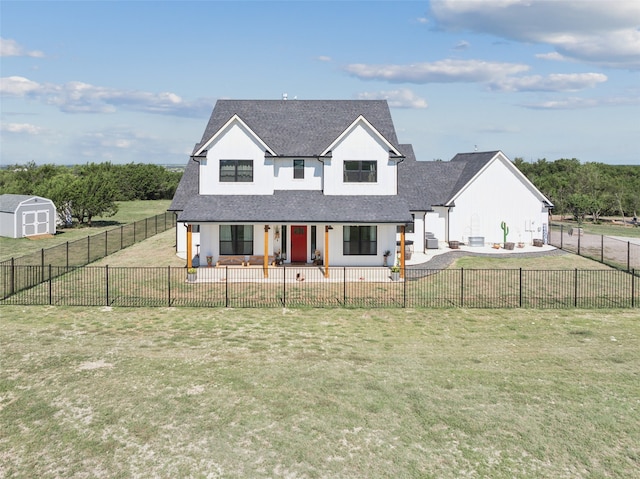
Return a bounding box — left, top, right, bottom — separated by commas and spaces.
185, 222, 411, 279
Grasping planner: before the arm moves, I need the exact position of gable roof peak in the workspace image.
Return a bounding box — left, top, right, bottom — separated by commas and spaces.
194, 99, 401, 157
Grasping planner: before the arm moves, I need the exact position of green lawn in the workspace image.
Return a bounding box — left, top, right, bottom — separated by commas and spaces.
0, 200, 172, 263
1, 306, 638, 478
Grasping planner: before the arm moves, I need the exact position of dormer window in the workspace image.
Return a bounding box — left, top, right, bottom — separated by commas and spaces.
293, 159, 304, 179
220, 160, 253, 182
344, 161, 376, 183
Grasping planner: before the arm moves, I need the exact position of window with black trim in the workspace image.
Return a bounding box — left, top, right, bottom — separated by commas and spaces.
293, 159, 304, 179
397, 214, 415, 234
220, 160, 253, 182
219, 225, 253, 255
343, 226, 377, 255
344, 161, 376, 183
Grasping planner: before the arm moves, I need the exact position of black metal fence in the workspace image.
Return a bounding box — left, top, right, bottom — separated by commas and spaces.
1, 265, 637, 309
0, 212, 175, 297
549, 223, 639, 272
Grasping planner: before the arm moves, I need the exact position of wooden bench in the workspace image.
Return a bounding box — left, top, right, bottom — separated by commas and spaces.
245, 255, 277, 266
216, 255, 245, 267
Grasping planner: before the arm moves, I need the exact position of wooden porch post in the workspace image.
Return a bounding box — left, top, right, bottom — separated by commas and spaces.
324, 225, 331, 278
264, 225, 270, 278
400, 225, 406, 279
186, 224, 193, 269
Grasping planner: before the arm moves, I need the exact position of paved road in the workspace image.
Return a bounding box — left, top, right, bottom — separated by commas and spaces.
608, 236, 640, 246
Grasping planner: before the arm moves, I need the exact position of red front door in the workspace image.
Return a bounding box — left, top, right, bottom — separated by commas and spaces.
291, 225, 307, 263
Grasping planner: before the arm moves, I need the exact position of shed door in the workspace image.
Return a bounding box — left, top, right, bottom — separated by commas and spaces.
23, 210, 49, 236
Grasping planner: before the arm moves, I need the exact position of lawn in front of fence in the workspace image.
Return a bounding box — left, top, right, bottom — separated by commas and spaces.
2, 306, 638, 478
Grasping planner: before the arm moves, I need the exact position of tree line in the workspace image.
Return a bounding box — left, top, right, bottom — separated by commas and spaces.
514, 158, 640, 224
0, 162, 182, 227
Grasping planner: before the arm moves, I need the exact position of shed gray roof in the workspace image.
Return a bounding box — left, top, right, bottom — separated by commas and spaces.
194, 100, 401, 156
0, 194, 53, 213
178, 190, 412, 224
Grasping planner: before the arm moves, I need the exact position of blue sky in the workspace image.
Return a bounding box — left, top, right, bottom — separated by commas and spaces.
1, 0, 639, 166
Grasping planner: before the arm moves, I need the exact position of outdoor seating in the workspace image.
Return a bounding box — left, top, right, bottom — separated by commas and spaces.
244, 255, 277, 266
216, 255, 246, 267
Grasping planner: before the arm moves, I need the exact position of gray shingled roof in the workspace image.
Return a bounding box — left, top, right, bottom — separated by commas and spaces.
178, 190, 412, 224
168, 158, 199, 212
0, 194, 50, 213
398, 151, 501, 210
193, 100, 401, 156
448, 151, 499, 200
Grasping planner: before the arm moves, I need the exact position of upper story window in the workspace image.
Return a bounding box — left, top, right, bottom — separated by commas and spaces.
220, 160, 253, 182
344, 161, 376, 183
293, 159, 304, 179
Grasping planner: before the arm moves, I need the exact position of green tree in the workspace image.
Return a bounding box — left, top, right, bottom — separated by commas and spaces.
70, 164, 119, 226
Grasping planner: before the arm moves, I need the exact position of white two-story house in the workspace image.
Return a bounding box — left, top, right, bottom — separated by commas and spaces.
170, 99, 553, 269
169, 100, 413, 269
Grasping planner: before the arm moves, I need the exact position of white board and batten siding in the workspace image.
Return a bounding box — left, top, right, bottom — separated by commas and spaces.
448, 157, 549, 245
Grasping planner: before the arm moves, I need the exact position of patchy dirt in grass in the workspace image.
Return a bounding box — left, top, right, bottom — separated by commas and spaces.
77, 359, 113, 371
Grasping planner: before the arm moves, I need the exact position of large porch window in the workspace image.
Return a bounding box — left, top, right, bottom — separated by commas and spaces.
343, 226, 377, 255
220, 225, 253, 255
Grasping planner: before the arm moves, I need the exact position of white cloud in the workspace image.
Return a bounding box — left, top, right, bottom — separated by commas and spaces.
535, 52, 566, 62
344, 59, 529, 83
1, 122, 45, 135
316, 55, 332, 62
0, 76, 212, 117
0, 38, 44, 58
490, 73, 608, 92
357, 89, 428, 109
523, 95, 640, 110
429, 0, 640, 69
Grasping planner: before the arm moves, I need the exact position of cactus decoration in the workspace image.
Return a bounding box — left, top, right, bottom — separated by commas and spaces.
500, 221, 510, 243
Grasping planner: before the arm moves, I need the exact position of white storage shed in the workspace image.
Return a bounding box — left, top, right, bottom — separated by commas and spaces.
0, 194, 57, 238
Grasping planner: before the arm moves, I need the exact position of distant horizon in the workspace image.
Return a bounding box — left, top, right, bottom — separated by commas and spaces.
2, 1, 638, 166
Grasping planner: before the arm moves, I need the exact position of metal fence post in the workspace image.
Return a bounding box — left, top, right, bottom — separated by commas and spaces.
632, 269, 635, 308
574, 268, 578, 308
225, 266, 229, 308
282, 266, 286, 307
460, 268, 464, 307
41, 249, 44, 283
343, 267, 347, 305
519, 268, 523, 308
49, 264, 52, 305
10, 258, 15, 296
105, 231, 108, 257
66, 242, 69, 268
168, 265, 171, 307
577, 231, 581, 256
601, 235, 604, 263
105, 265, 109, 306
403, 268, 407, 308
